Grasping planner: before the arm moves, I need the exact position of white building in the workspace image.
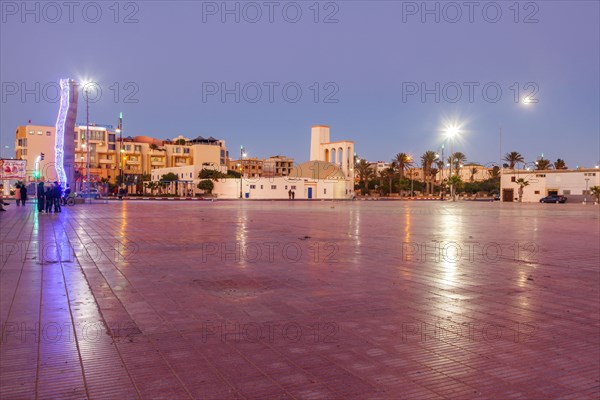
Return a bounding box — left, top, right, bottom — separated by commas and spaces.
500, 168, 600, 203
213, 125, 355, 199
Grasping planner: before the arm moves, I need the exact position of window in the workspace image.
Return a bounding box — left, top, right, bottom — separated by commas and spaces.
250, 185, 256, 189
511, 176, 516, 182
563, 190, 571, 195
134, 145, 142, 152
285, 185, 288, 190
37, 131, 42, 135
534, 190, 540, 194
271, 185, 277, 190
582, 190, 590, 195
584, 173, 596, 177
46, 131, 51, 136
324, 189, 327, 194
22, 149, 27, 155
183, 148, 190, 154
291, 185, 296, 190
174, 147, 181, 153
536, 174, 546, 178
260, 185, 263, 189
108, 144, 116, 150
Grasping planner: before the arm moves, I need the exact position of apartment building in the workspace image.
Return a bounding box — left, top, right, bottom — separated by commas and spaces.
15, 124, 229, 185
262, 155, 294, 178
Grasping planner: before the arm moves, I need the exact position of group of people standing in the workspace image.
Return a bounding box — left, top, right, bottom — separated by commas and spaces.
37, 182, 70, 213
288, 189, 296, 200
13, 183, 28, 206
0, 182, 71, 213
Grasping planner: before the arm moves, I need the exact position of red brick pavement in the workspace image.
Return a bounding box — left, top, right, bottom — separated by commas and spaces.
1, 201, 598, 399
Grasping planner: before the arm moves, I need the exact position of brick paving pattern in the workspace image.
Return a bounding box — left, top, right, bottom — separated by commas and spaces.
1, 201, 599, 399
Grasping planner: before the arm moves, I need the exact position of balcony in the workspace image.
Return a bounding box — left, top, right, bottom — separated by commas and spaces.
151, 161, 166, 166
175, 162, 189, 167
126, 160, 141, 165
99, 159, 114, 164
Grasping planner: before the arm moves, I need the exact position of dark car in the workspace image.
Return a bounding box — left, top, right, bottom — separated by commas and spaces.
539, 194, 567, 203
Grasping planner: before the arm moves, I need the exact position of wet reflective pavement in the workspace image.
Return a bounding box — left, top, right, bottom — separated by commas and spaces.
1, 201, 599, 399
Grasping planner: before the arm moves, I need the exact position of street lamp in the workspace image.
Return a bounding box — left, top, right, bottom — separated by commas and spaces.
446, 126, 460, 201
239, 145, 244, 199
82, 82, 92, 204
116, 112, 123, 192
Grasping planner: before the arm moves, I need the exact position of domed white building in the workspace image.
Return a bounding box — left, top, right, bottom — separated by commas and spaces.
212, 126, 355, 199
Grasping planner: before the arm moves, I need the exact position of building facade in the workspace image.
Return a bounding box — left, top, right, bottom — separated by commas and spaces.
16, 124, 229, 189
500, 168, 600, 202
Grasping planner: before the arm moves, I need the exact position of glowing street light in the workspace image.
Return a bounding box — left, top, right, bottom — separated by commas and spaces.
445, 125, 461, 201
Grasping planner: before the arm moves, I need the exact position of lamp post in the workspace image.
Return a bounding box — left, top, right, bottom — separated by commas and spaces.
116, 112, 123, 193
410, 168, 414, 197
447, 129, 456, 200
83, 83, 91, 204
440, 144, 444, 199
239, 145, 244, 199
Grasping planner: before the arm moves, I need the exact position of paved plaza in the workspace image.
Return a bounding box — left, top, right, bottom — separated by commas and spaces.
0, 200, 598, 399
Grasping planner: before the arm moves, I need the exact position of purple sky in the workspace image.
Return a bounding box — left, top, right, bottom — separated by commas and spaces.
1, 1, 599, 167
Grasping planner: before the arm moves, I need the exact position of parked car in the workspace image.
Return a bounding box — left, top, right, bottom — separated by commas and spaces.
539, 194, 567, 203
77, 189, 101, 199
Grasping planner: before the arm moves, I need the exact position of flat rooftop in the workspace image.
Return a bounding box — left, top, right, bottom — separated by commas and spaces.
1, 201, 598, 399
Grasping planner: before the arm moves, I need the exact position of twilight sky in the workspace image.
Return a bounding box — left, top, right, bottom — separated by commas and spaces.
1, 1, 599, 167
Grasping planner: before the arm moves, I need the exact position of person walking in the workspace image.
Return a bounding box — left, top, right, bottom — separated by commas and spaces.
14, 184, 21, 206
20, 184, 28, 206
37, 182, 45, 212
53, 182, 62, 213
45, 184, 54, 213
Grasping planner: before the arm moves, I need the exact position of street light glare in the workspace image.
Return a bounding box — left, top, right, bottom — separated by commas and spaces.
446, 126, 459, 138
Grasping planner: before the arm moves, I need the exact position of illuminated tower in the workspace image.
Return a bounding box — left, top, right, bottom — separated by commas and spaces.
55, 79, 78, 185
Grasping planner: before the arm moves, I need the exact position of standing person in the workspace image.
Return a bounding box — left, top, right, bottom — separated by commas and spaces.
0, 192, 7, 212
45, 184, 54, 213
53, 182, 62, 213
14, 184, 21, 206
37, 182, 45, 212
288, 189, 292, 200
20, 184, 28, 206
291, 190, 295, 200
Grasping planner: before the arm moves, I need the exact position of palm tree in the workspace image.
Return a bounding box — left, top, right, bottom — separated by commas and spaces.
420, 150, 437, 195
590, 186, 600, 203
515, 178, 529, 202
392, 153, 412, 181
554, 158, 567, 169
448, 175, 462, 201
450, 152, 467, 171
503, 151, 525, 169
488, 166, 501, 179
470, 166, 478, 182
535, 158, 552, 170
355, 159, 374, 194
380, 167, 395, 196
